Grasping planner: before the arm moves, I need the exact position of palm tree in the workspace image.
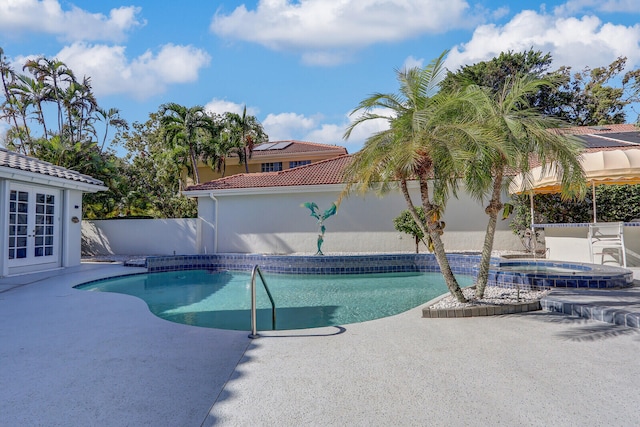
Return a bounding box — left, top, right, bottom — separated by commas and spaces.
13, 74, 50, 138
342, 52, 480, 303
96, 107, 129, 152
160, 103, 213, 185
24, 57, 76, 136
203, 131, 234, 177
458, 76, 586, 299
6, 87, 34, 154
0, 48, 23, 142
225, 106, 268, 173
62, 76, 98, 144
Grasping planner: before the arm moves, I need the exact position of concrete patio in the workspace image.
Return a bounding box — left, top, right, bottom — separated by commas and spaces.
1, 263, 639, 426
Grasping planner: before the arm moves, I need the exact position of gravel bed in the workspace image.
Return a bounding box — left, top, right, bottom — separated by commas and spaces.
429, 286, 549, 310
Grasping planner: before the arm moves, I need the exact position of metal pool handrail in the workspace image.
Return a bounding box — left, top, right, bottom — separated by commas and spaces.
249, 265, 276, 338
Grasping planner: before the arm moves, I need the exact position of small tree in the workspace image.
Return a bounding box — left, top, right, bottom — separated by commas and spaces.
393, 207, 445, 253
394, 208, 426, 253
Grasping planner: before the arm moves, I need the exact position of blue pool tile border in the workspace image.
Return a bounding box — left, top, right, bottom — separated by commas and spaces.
144, 253, 633, 290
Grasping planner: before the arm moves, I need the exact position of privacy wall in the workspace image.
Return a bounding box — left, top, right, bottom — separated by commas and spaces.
192, 184, 522, 255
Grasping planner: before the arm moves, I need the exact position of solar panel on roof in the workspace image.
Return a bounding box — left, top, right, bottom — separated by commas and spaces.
579, 131, 640, 148
253, 143, 276, 151
269, 142, 293, 150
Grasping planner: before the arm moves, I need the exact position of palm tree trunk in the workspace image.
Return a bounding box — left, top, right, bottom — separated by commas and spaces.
189, 147, 200, 184
400, 179, 467, 303
243, 144, 249, 173
0, 77, 22, 138
19, 112, 33, 155
37, 102, 48, 139
475, 173, 504, 299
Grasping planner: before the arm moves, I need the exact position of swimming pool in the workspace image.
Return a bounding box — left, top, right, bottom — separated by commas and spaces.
77, 269, 469, 330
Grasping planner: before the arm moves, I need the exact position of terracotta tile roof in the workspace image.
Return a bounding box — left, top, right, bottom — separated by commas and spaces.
186, 155, 352, 191
0, 147, 105, 186
250, 140, 347, 157
186, 125, 640, 191
551, 123, 638, 135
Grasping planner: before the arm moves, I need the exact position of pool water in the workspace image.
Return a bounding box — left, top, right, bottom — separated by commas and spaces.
77, 270, 467, 330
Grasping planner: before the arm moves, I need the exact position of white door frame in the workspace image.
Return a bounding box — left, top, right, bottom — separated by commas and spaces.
7, 183, 61, 269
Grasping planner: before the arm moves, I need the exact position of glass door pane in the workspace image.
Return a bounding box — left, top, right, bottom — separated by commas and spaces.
34, 192, 55, 257
8, 190, 29, 260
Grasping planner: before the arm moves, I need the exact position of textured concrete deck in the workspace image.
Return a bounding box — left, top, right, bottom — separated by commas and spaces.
1, 264, 639, 426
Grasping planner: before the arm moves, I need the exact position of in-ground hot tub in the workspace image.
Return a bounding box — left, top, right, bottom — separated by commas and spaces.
489, 260, 633, 290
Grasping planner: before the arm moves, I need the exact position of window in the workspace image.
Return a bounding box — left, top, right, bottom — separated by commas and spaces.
261, 162, 283, 172
289, 160, 311, 168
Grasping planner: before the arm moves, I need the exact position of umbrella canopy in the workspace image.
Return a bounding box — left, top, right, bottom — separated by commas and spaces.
509, 148, 640, 195
510, 148, 640, 223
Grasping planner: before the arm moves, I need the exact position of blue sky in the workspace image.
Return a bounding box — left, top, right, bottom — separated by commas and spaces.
1, 0, 640, 153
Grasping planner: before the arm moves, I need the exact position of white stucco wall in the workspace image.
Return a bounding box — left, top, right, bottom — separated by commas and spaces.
195, 184, 523, 254
82, 219, 198, 256
80, 185, 524, 256
62, 190, 84, 267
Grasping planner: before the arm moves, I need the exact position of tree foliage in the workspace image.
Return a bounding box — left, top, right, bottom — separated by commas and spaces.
442, 49, 640, 126
393, 208, 428, 253
511, 185, 640, 230
115, 112, 197, 218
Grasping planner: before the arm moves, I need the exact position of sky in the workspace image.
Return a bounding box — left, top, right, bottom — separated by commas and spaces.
1, 0, 640, 153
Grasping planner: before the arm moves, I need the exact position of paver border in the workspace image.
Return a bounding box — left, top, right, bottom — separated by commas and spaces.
422, 301, 542, 318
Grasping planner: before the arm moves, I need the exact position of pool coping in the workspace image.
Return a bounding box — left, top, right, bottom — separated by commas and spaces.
144, 253, 634, 289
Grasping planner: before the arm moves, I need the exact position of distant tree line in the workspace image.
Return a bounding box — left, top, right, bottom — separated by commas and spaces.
0, 47, 266, 218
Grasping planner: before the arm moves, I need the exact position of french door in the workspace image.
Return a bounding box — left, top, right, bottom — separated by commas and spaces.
7, 185, 60, 268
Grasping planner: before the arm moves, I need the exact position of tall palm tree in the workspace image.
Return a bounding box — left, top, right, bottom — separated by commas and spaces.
202, 125, 235, 177
96, 107, 129, 152
62, 76, 98, 144
0, 48, 23, 142
342, 52, 481, 303
23, 57, 74, 136
7, 87, 34, 154
459, 76, 586, 299
225, 106, 268, 173
160, 103, 213, 185
13, 74, 50, 138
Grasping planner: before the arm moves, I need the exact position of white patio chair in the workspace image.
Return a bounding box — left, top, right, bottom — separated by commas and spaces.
588, 222, 627, 267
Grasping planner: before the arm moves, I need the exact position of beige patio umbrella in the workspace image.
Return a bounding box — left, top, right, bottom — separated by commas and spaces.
510, 148, 640, 223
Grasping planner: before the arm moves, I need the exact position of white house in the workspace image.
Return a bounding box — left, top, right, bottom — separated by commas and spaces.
1, 148, 107, 276
183, 155, 523, 255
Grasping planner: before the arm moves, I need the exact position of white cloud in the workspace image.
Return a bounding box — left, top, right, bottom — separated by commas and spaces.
204, 99, 260, 116
211, 0, 470, 65
48, 43, 210, 100
341, 108, 392, 149
262, 112, 318, 141
446, 10, 640, 73
261, 108, 390, 151
305, 123, 345, 145
402, 56, 424, 71
0, 0, 144, 42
